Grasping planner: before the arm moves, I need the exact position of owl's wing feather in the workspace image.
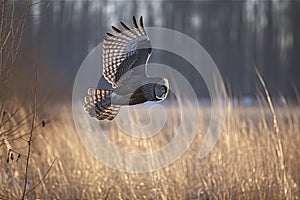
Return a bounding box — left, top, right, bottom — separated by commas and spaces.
84, 88, 120, 121
103, 16, 151, 88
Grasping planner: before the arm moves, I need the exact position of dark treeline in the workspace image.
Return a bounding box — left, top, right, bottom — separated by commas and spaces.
13, 0, 300, 100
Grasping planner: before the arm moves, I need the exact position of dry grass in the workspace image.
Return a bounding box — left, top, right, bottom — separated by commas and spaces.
0, 101, 299, 200
1, 1, 299, 199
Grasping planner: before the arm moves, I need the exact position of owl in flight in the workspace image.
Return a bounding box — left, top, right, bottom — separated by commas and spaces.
84, 16, 169, 121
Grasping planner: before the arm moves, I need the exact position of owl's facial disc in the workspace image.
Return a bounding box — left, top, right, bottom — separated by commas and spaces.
154, 78, 169, 101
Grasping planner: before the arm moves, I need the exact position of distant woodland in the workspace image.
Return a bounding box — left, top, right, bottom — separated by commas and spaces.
9, 0, 300, 100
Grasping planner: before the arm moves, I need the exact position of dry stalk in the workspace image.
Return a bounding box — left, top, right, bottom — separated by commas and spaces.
20, 65, 38, 199
255, 67, 289, 198
25, 158, 57, 195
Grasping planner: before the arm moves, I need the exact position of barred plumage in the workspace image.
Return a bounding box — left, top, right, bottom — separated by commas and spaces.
84, 88, 120, 121
84, 16, 169, 121
103, 16, 151, 88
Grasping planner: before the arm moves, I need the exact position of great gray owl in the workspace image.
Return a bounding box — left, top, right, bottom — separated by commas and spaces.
84, 16, 169, 121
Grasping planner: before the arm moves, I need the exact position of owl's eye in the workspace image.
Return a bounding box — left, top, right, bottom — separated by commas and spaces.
155, 85, 167, 100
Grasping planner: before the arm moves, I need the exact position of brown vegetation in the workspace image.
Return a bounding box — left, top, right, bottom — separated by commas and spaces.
0, 1, 299, 199
0, 103, 299, 199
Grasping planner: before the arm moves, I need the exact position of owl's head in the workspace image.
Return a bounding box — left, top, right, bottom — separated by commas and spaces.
154, 78, 169, 101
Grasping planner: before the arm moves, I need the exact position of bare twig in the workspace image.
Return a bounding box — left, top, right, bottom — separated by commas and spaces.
21, 66, 39, 200
8, 148, 27, 159
0, 103, 45, 145
3, 116, 47, 142
25, 158, 57, 195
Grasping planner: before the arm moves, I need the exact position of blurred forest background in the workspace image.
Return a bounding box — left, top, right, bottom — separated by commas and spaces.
7, 0, 300, 102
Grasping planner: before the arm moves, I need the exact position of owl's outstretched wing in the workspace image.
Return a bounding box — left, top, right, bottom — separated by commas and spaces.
103, 16, 152, 88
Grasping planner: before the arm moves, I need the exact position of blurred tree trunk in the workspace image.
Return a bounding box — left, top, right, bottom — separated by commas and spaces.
289, 1, 300, 90
264, 0, 279, 94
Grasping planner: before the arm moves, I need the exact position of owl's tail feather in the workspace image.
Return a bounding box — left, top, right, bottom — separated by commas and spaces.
84, 88, 120, 121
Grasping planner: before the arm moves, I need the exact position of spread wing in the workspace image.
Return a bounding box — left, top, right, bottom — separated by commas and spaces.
103, 16, 152, 88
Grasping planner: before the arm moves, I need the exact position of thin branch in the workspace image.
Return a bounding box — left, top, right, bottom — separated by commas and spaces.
8, 148, 27, 159
6, 132, 31, 143
0, 102, 45, 138
25, 158, 57, 195
2, 116, 44, 140
0, 101, 27, 128
21, 66, 39, 200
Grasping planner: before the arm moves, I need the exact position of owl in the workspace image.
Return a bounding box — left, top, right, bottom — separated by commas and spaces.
84, 16, 169, 121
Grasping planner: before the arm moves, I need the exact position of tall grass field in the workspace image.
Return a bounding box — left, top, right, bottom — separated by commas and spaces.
0, 101, 299, 199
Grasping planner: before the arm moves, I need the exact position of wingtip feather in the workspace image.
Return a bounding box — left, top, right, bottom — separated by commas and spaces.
112, 26, 122, 33
105, 32, 114, 37
120, 21, 130, 30
132, 16, 138, 29
139, 16, 144, 28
